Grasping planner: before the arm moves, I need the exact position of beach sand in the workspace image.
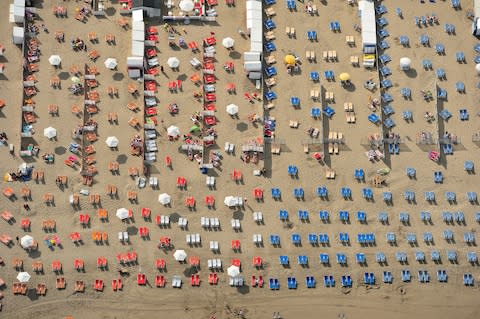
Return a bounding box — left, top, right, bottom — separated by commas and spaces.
0, 0, 479, 318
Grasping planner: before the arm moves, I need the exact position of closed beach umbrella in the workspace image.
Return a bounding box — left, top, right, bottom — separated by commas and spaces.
224, 196, 237, 207
189, 125, 201, 133
105, 136, 119, 148
167, 57, 180, 68
179, 0, 194, 11
48, 55, 62, 66
227, 265, 240, 277
174, 249, 187, 261
104, 58, 118, 70
116, 208, 130, 220
476, 64, 480, 74
339, 73, 351, 81
158, 193, 171, 205
43, 127, 57, 139
284, 54, 295, 65
226, 104, 239, 115
16, 272, 31, 283
167, 125, 180, 137
222, 37, 235, 49
20, 235, 34, 249
399, 57, 411, 70
71, 76, 81, 84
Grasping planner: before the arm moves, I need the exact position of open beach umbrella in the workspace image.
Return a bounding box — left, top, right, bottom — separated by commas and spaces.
173, 249, 187, 261
222, 37, 235, 49
16, 272, 31, 283
20, 235, 34, 249
104, 58, 118, 70
167, 125, 180, 137
224, 196, 237, 207
167, 57, 180, 68
399, 57, 411, 70
43, 127, 57, 139
339, 73, 350, 81
158, 193, 171, 205
476, 64, 480, 74
227, 265, 240, 277
179, 0, 194, 11
48, 55, 62, 66
284, 54, 295, 65
189, 125, 201, 133
71, 76, 81, 84
226, 104, 239, 115
116, 208, 130, 220
105, 136, 119, 148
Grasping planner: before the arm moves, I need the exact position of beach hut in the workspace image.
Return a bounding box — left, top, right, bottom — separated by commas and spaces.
400, 57, 411, 71
16, 272, 31, 283
173, 250, 187, 262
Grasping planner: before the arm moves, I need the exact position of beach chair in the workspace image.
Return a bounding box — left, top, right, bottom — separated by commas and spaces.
293, 188, 304, 199
434, 171, 443, 183
264, 19, 276, 30
451, 0, 460, 9
309, 71, 319, 81
404, 191, 415, 202
400, 212, 410, 224
368, 114, 380, 124
271, 188, 281, 200
323, 106, 335, 118
291, 233, 301, 245
456, 51, 465, 63
339, 233, 349, 245
435, 43, 445, 54
436, 68, 446, 80
420, 34, 429, 46
324, 70, 334, 81
290, 96, 300, 108
379, 40, 389, 50
324, 275, 335, 287
455, 81, 465, 93
459, 109, 469, 120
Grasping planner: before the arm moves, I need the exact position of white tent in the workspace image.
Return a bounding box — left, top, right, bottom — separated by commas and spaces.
244, 61, 262, 72
158, 193, 171, 205
173, 249, 187, 261
167, 125, 180, 137
12, 27, 24, 44
222, 37, 235, 49
16, 272, 31, 283
399, 57, 411, 70
179, 0, 194, 11
226, 104, 239, 115
116, 208, 130, 220
105, 136, 119, 148
43, 127, 57, 139
227, 265, 240, 277
104, 58, 118, 70
167, 57, 180, 68
48, 55, 62, 66
132, 9, 144, 22
20, 235, 34, 249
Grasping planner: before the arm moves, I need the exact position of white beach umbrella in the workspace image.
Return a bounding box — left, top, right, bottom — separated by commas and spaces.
227, 265, 240, 277
167, 125, 180, 137
16, 272, 31, 283
399, 57, 411, 70
476, 64, 480, 75
173, 249, 187, 261
226, 104, 239, 115
43, 127, 57, 139
179, 0, 194, 11
158, 193, 171, 205
105, 136, 119, 148
71, 76, 81, 84
167, 57, 180, 68
48, 55, 62, 66
224, 196, 237, 207
116, 208, 130, 220
104, 58, 118, 70
20, 235, 34, 249
222, 37, 235, 49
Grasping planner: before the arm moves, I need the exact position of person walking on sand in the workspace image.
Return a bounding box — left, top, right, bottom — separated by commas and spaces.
160, 66, 165, 73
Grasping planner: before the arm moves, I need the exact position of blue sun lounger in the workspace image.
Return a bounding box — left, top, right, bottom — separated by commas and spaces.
364, 273, 375, 285
402, 110, 412, 121
447, 250, 457, 262
423, 233, 433, 244
376, 252, 386, 263
290, 96, 300, 107
287, 277, 297, 289
264, 66, 277, 77
271, 188, 281, 199
420, 34, 429, 45
279, 209, 289, 221
404, 191, 415, 201
383, 104, 394, 115
396, 252, 407, 263
307, 30, 317, 41
439, 109, 451, 120
305, 276, 316, 288
264, 41, 276, 52
339, 211, 349, 222
420, 211, 432, 222
406, 167, 416, 178
437, 270, 448, 282
264, 19, 276, 30
324, 275, 335, 287
264, 91, 277, 101
378, 29, 389, 38
399, 35, 409, 46
308, 233, 318, 245
293, 188, 304, 199
298, 210, 309, 221
320, 253, 329, 264
436, 68, 446, 79
383, 271, 393, 283
380, 66, 391, 76
401, 88, 411, 98
287, 165, 298, 176
401, 270, 411, 282
386, 232, 396, 244
270, 235, 280, 246
377, 17, 388, 27
291, 233, 301, 245
463, 274, 474, 286
269, 278, 280, 290
286, 0, 295, 9
451, 0, 460, 9
422, 59, 432, 69
319, 210, 329, 222
443, 212, 453, 223
415, 251, 425, 262
357, 233, 366, 245
341, 187, 352, 199
476, 213, 480, 223
381, 79, 392, 89
475, 55, 480, 63
454, 211, 465, 223
356, 253, 366, 264
310, 107, 321, 118
336, 253, 347, 265
297, 255, 308, 266
444, 23, 455, 34
395, 7, 402, 17
443, 143, 453, 154
418, 270, 430, 283
368, 113, 380, 124
323, 106, 335, 118
309, 71, 319, 81
341, 275, 352, 287
399, 212, 410, 223
381, 92, 393, 103
279, 255, 289, 265
339, 233, 349, 244
356, 211, 367, 223
435, 43, 445, 54
362, 188, 373, 200
376, 5, 387, 15
379, 40, 389, 50
459, 109, 469, 120
406, 233, 417, 245
379, 54, 391, 64
264, 0, 276, 4
437, 88, 447, 99
431, 250, 440, 262
317, 186, 328, 198
384, 118, 395, 129
354, 169, 365, 181
467, 192, 477, 202
467, 252, 477, 263
377, 212, 388, 224
456, 81, 465, 92
434, 171, 443, 183
445, 191, 456, 202
383, 192, 392, 202
456, 51, 465, 62
324, 70, 334, 80
464, 232, 475, 244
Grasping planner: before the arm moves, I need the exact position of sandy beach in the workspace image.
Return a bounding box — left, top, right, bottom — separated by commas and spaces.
0, 0, 479, 318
